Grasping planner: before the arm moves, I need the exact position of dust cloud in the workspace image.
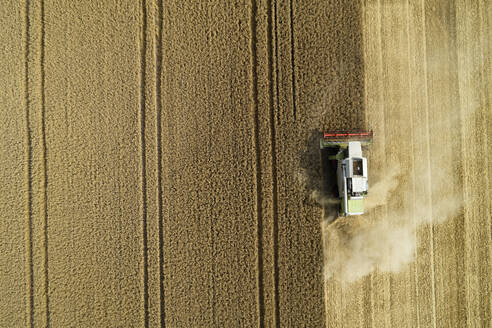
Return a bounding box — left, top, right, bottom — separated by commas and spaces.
322, 163, 463, 284
319, 105, 472, 284
364, 164, 401, 212
322, 110, 469, 285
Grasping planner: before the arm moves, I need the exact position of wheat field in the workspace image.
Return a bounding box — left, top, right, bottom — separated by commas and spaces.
0, 0, 490, 327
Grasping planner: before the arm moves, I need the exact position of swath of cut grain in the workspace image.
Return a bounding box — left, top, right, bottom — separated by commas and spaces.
456, 0, 492, 325
342, 1, 491, 327
406, 1, 437, 326
360, 2, 384, 327
406, 1, 435, 326
422, 1, 466, 326
362, 1, 392, 327
379, 2, 418, 326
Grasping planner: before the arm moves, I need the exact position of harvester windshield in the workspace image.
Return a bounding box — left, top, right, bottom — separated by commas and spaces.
353, 159, 363, 175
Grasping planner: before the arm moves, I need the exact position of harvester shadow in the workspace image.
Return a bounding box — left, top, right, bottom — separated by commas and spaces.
299, 130, 340, 222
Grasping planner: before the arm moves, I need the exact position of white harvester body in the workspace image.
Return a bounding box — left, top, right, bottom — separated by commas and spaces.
336, 142, 368, 215
320, 132, 373, 217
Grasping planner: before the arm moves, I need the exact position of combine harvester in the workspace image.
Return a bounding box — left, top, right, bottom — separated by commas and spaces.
320, 131, 373, 217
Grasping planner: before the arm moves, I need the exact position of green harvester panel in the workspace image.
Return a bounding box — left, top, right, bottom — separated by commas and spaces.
347, 198, 364, 213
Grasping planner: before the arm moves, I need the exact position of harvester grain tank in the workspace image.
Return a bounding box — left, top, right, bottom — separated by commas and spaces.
320, 131, 373, 216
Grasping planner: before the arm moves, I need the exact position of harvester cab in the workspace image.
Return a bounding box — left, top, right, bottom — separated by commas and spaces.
320, 131, 373, 217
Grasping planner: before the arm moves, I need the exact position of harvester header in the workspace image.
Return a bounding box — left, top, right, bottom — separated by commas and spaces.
323, 131, 373, 138
321, 130, 373, 148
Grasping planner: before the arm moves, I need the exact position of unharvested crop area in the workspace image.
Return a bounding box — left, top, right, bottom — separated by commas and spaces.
0, 0, 489, 327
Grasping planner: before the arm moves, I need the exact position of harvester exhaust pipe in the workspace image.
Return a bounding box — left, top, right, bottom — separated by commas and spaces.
342, 163, 348, 217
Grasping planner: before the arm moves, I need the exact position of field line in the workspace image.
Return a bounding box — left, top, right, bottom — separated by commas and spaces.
362, 1, 368, 130
360, 5, 371, 324
40, 1, 51, 326
377, 1, 393, 326
24, 0, 34, 326
210, 206, 217, 326
139, 0, 149, 326
420, 1, 437, 327
249, 0, 265, 326
447, 2, 468, 325
289, 0, 297, 120
267, 0, 280, 326
478, 1, 491, 321
457, 2, 473, 323
478, 0, 491, 228
360, 4, 374, 325
482, 3, 492, 305
273, 0, 280, 125
155, 0, 165, 326
405, 1, 420, 326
